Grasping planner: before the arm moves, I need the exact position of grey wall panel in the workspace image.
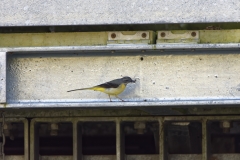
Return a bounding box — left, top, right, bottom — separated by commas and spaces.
1, 0, 240, 26
5, 50, 240, 107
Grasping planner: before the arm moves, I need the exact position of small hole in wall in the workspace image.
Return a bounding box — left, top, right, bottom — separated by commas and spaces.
140, 57, 144, 61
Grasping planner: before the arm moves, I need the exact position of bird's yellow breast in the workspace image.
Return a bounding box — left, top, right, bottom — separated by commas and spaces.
92, 83, 126, 95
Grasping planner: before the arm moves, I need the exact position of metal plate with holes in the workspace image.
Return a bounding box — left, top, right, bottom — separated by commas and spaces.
107, 31, 154, 44
157, 31, 199, 44
1, 0, 239, 26
1, 48, 240, 108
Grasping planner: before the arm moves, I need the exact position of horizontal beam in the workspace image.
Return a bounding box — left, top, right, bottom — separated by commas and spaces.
0, 43, 239, 53
0, 30, 239, 47
24, 154, 240, 160
3, 152, 240, 159
2, 49, 240, 108
1, 0, 239, 26
16, 116, 240, 122
3, 100, 240, 108
3, 107, 240, 117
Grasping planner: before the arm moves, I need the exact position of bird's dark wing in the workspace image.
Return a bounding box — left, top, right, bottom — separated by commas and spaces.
96, 78, 121, 88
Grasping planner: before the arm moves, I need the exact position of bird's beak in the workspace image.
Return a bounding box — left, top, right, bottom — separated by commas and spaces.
132, 77, 140, 83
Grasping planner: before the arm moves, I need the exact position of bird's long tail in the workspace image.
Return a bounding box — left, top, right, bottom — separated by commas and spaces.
67, 87, 94, 92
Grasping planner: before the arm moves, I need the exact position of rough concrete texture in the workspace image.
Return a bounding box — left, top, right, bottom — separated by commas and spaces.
1, 0, 239, 26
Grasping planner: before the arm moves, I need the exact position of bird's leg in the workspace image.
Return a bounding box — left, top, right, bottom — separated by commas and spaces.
108, 95, 112, 102
115, 95, 124, 102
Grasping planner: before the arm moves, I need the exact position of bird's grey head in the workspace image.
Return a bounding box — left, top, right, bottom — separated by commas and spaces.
122, 76, 136, 84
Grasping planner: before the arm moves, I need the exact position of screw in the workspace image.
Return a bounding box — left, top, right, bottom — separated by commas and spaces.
111, 33, 116, 39
191, 32, 196, 37
160, 32, 165, 37
141, 33, 147, 38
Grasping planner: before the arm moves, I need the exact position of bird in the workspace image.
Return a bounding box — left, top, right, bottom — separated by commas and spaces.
67, 76, 136, 102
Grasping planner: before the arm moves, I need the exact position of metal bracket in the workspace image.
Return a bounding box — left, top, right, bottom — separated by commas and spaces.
107, 31, 154, 45
157, 31, 199, 44
0, 52, 6, 104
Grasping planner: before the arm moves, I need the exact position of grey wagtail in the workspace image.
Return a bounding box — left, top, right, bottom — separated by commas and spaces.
67, 76, 136, 102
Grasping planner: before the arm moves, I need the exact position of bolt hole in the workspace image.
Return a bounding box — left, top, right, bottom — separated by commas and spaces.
142, 33, 147, 38
140, 57, 144, 61
160, 32, 165, 37
191, 32, 196, 37
111, 33, 116, 39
